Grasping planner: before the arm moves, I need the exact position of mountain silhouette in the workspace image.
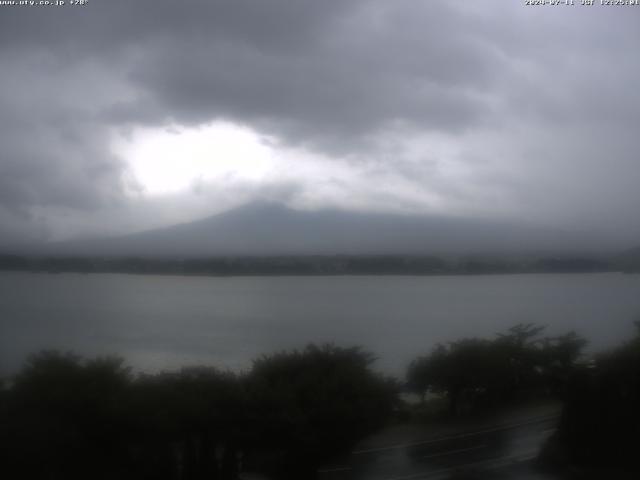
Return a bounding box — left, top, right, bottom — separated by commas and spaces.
45, 202, 614, 257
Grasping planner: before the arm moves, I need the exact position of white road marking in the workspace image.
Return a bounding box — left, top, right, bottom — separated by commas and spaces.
421, 444, 487, 459
381, 450, 539, 480
352, 415, 558, 455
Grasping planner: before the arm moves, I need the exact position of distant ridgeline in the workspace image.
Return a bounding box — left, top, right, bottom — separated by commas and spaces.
0, 253, 623, 275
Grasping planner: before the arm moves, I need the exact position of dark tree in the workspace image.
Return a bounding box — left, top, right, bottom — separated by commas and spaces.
244, 344, 398, 477
4, 351, 132, 479
130, 367, 245, 480
407, 324, 587, 416
543, 322, 640, 474
1, 345, 399, 480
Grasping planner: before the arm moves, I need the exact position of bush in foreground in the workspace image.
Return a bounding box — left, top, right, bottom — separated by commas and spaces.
0, 344, 397, 479
407, 324, 586, 416
540, 322, 640, 475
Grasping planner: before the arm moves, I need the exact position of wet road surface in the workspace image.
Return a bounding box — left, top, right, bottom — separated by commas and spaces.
318, 413, 560, 480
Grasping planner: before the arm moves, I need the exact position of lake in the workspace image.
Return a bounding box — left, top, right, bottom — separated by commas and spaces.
1, 271, 639, 377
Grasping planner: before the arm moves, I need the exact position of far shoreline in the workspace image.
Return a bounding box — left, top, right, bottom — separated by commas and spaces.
1, 252, 632, 277
0, 269, 630, 278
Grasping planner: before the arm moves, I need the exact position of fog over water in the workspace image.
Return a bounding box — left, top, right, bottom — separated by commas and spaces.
2, 271, 638, 377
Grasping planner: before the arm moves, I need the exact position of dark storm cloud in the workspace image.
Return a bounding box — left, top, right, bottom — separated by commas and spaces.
1, 0, 502, 145
0, 58, 125, 203
0, 0, 639, 243
121, 1, 502, 149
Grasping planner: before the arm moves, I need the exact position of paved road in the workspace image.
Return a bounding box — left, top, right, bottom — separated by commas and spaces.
318, 414, 560, 480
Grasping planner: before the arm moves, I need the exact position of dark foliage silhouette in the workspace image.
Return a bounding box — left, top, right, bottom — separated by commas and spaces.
244, 345, 397, 477
4, 351, 132, 479
407, 324, 586, 415
0, 345, 396, 479
540, 322, 640, 475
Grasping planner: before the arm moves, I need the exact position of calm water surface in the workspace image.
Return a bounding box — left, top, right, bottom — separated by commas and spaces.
1, 272, 639, 376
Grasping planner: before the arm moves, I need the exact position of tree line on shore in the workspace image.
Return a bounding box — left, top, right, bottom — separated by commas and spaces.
0, 253, 617, 276
1, 323, 638, 478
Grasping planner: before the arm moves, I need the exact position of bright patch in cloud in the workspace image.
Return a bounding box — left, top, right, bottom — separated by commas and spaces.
109, 120, 494, 231
115, 122, 276, 195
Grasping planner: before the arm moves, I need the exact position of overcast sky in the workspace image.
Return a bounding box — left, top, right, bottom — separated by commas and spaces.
1, 0, 639, 245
